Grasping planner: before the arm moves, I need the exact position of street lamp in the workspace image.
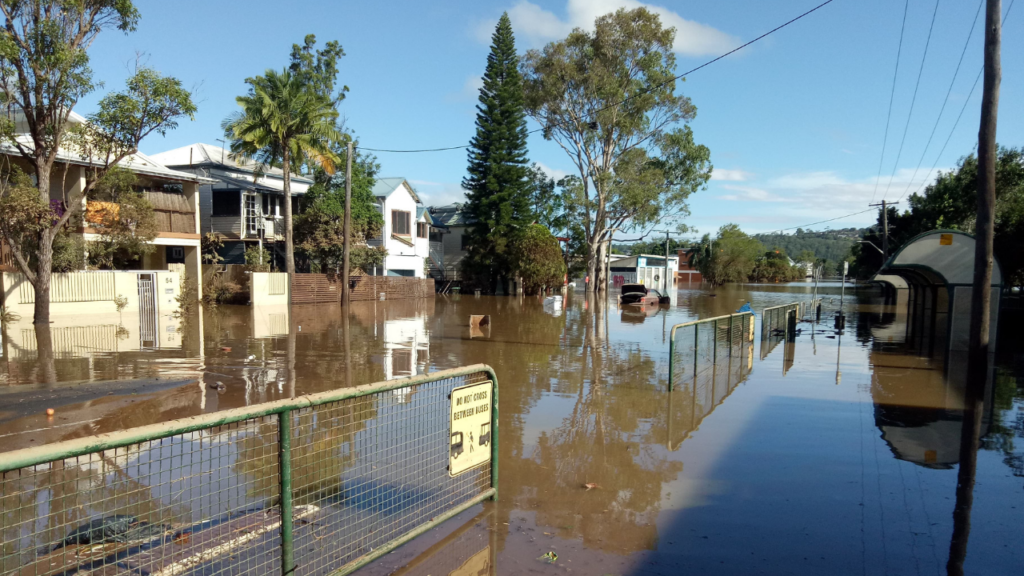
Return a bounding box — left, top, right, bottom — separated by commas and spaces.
857, 240, 884, 255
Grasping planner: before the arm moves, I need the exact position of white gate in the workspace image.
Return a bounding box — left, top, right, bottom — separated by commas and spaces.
137, 273, 157, 348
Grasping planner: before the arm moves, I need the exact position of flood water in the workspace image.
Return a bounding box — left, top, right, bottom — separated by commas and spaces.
1, 282, 1023, 575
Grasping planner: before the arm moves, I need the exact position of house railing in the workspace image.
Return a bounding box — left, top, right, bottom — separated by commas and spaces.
0, 364, 499, 576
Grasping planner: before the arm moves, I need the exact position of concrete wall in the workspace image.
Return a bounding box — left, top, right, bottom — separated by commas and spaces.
251, 272, 289, 306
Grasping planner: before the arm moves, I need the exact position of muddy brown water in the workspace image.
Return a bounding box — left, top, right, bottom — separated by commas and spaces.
1, 282, 1022, 575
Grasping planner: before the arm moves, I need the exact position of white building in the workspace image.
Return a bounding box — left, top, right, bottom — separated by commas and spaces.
425, 204, 474, 282
609, 254, 679, 291
368, 178, 432, 277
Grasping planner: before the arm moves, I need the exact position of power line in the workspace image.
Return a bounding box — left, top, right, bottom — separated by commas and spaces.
896, 0, 1016, 203
881, 0, 941, 201
896, 0, 984, 201
359, 0, 839, 154
870, 0, 910, 204
778, 208, 876, 233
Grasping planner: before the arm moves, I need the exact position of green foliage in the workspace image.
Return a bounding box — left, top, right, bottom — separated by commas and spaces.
753, 228, 860, 265
522, 7, 712, 284
244, 246, 271, 272
51, 232, 85, 272
627, 238, 690, 257
86, 167, 157, 269
202, 268, 243, 306
750, 247, 806, 283
223, 65, 343, 274
201, 233, 225, 264
295, 147, 384, 273
0, 4, 192, 321
511, 225, 567, 295
350, 245, 387, 275
689, 224, 764, 287
462, 13, 534, 290
850, 147, 1024, 284
288, 34, 348, 107
526, 163, 566, 233
174, 274, 197, 320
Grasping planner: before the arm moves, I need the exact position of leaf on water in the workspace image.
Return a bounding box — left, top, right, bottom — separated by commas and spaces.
538, 551, 558, 563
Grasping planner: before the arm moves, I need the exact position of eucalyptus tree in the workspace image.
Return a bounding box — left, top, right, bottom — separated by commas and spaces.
522, 7, 712, 292
223, 68, 342, 274
0, 0, 196, 324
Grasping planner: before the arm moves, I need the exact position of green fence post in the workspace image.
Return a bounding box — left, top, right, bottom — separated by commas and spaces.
279, 409, 294, 574
713, 319, 718, 362
490, 372, 500, 501
668, 327, 675, 392
693, 323, 699, 376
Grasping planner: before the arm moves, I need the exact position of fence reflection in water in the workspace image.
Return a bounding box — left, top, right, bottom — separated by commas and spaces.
0, 365, 497, 576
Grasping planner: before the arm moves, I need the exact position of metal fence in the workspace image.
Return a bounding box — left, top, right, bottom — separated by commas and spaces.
0, 365, 498, 576
668, 313, 753, 392
760, 302, 802, 360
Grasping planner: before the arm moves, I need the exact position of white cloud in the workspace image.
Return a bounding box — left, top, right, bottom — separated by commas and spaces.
478, 0, 738, 56
409, 181, 469, 206
463, 75, 483, 98
534, 161, 570, 182
719, 184, 788, 203
710, 168, 752, 181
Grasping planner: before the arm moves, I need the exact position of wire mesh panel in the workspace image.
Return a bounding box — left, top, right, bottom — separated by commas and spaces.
759, 303, 802, 361
668, 313, 753, 391
0, 365, 497, 576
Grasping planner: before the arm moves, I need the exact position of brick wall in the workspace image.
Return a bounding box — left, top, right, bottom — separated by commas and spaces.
290, 274, 434, 304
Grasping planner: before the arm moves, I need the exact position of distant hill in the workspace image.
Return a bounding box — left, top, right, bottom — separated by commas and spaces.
753, 228, 864, 262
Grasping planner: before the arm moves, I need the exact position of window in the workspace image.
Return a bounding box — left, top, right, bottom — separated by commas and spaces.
212, 191, 241, 217
391, 210, 411, 235
416, 222, 428, 239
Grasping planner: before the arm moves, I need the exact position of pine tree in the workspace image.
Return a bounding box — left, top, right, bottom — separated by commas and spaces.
462, 13, 533, 292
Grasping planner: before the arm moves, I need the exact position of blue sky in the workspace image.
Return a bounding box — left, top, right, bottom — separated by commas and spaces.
79, 0, 1022, 239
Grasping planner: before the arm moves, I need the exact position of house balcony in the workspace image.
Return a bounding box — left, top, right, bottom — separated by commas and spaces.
86, 190, 197, 237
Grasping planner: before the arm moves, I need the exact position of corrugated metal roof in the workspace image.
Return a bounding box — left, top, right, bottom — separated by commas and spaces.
427, 203, 476, 227
213, 173, 310, 195
0, 137, 216, 184
150, 143, 313, 184
371, 177, 421, 204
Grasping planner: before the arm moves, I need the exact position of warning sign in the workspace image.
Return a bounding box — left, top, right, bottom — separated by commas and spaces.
449, 381, 492, 477
940, 233, 953, 245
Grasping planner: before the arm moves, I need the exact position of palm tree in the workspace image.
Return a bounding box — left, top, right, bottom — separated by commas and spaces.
223, 68, 341, 274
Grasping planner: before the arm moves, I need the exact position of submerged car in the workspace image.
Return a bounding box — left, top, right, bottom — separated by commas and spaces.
618, 283, 671, 306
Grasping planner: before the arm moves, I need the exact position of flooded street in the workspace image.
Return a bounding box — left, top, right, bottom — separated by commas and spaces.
2, 282, 1023, 575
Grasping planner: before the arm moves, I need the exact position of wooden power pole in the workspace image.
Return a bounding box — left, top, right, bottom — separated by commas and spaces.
868, 199, 898, 261
948, 0, 1001, 573
342, 142, 353, 305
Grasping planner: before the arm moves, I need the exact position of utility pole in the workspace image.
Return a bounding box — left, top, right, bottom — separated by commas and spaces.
664, 230, 670, 293
342, 142, 353, 305
949, 1, 1001, 574
868, 199, 899, 261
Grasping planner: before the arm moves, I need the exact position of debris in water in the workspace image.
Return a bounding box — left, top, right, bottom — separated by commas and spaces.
220, 346, 231, 352
246, 354, 256, 362
45, 408, 55, 416
539, 551, 558, 563
583, 483, 599, 490
469, 315, 490, 327
210, 382, 227, 393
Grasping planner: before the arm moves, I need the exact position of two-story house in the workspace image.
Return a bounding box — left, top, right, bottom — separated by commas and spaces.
150, 143, 313, 266
0, 111, 209, 297
425, 203, 476, 281
368, 178, 432, 277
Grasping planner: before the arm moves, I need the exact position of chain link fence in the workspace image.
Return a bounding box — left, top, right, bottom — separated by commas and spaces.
760, 302, 803, 361
0, 365, 497, 576
668, 313, 754, 392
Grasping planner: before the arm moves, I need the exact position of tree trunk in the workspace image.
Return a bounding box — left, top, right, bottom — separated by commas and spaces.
595, 241, 606, 294
282, 148, 295, 275
585, 239, 599, 293
33, 161, 54, 325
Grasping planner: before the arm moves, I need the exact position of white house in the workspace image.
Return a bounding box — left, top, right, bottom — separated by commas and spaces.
609, 254, 679, 291
150, 143, 313, 266
368, 178, 432, 277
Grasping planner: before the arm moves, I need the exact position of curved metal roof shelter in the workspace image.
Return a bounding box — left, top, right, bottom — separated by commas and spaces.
882, 230, 1002, 287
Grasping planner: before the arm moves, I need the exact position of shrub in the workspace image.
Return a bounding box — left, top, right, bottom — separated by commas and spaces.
511, 225, 566, 295
244, 246, 271, 272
